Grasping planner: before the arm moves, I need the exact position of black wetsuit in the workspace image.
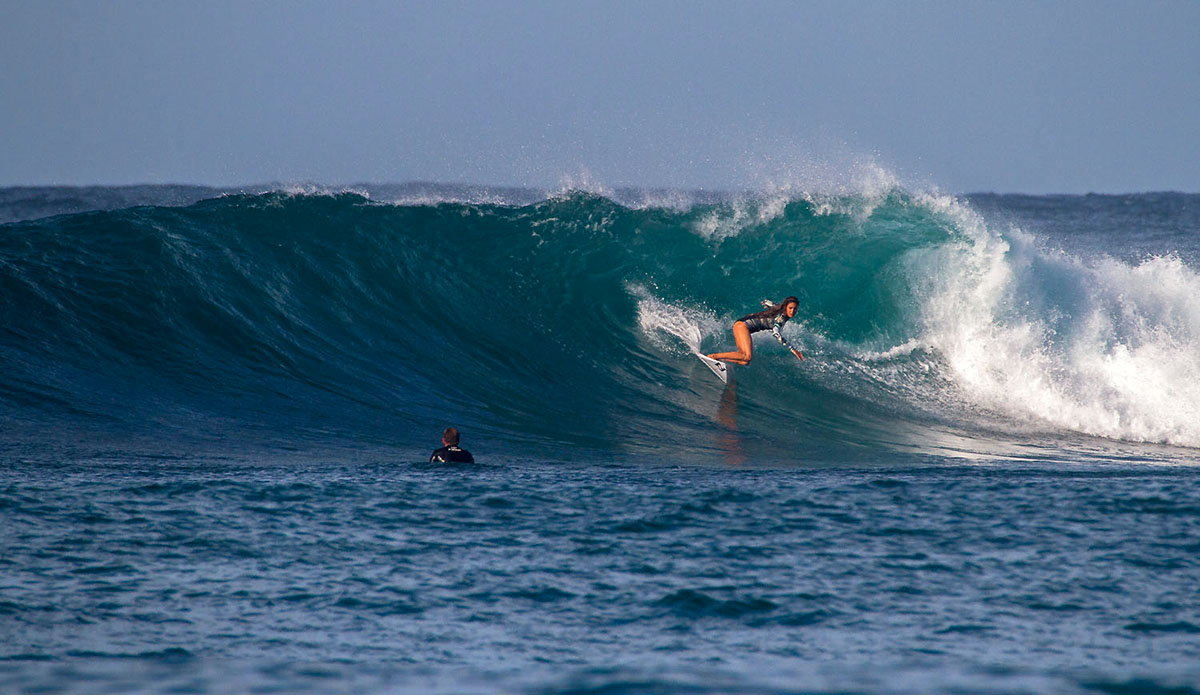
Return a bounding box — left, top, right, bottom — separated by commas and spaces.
430, 445, 474, 463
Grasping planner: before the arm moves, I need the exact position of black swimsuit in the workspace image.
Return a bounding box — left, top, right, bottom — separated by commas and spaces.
738, 312, 788, 334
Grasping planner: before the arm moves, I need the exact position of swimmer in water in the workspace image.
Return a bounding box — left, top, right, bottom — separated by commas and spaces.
430, 426, 475, 463
707, 296, 804, 366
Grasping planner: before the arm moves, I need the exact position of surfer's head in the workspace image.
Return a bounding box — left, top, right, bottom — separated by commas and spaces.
780, 296, 799, 318
442, 427, 461, 446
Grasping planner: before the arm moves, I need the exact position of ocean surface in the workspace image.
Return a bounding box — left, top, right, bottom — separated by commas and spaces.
2, 181, 1199, 694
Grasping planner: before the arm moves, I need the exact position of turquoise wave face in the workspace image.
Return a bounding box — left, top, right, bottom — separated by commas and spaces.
3, 189, 1200, 462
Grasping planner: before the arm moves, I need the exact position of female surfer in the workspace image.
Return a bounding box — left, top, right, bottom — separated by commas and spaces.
707, 296, 804, 365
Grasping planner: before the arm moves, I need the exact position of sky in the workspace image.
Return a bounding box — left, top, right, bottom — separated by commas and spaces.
2, 0, 1198, 193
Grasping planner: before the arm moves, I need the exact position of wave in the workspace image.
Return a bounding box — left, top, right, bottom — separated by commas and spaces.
2, 184, 1199, 461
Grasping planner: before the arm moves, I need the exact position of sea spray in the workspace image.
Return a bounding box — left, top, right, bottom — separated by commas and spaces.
910, 197, 1200, 446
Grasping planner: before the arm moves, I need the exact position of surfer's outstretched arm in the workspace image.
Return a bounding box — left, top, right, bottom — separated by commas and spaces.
707, 321, 753, 366
772, 326, 804, 361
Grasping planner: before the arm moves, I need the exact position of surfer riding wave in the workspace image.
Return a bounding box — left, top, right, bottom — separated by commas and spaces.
707, 296, 804, 366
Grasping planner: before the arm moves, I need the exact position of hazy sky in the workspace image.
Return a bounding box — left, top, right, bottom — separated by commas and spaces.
3, 0, 1198, 193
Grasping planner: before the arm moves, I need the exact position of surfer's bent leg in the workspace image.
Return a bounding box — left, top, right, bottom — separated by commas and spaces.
707, 321, 753, 366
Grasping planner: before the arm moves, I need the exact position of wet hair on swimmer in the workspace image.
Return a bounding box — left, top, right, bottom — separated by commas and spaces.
443, 427, 460, 446
745, 296, 800, 321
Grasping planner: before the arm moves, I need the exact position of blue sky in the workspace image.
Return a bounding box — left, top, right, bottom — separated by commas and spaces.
3, 0, 1198, 193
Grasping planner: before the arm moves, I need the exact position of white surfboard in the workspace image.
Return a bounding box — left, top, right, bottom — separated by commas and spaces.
695, 353, 729, 384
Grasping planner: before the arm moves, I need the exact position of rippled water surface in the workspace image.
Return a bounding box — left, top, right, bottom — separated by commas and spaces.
4, 456, 1199, 694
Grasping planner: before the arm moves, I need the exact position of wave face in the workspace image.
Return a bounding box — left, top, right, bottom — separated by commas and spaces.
3, 187, 1200, 462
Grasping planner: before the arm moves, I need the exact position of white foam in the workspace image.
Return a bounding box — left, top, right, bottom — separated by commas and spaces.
265, 183, 372, 199
632, 288, 726, 355
856, 339, 929, 362
913, 202, 1200, 447
383, 190, 514, 207
692, 194, 792, 241
798, 161, 902, 222
689, 159, 906, 240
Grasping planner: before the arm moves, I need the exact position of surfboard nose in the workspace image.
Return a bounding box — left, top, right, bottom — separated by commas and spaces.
696, 353, 729, 384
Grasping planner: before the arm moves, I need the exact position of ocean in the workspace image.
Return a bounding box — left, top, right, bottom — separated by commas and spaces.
2, 181, 1198, 694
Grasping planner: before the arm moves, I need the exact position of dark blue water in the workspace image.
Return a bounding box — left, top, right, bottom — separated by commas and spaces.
2, 184, 1199, 693
4, 458, 1199, 694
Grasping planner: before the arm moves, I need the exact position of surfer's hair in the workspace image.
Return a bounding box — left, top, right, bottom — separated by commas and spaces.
743, 296, 800, 322
443, 427, 461, 446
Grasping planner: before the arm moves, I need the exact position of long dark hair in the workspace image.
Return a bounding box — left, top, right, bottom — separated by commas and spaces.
743, 296, 799, 321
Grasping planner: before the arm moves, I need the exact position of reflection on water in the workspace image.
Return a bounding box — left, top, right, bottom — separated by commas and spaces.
716, 379, 747, 466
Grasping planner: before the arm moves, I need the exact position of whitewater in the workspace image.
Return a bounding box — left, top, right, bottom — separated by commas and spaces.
2, 180, 1199, 694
